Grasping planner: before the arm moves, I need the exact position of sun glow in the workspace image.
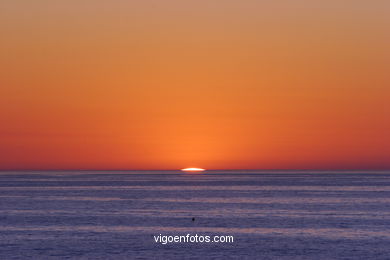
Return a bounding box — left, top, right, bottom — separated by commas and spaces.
181, 168, 206, 172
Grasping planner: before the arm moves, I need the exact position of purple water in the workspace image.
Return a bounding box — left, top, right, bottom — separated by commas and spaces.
1, 170, 390, 259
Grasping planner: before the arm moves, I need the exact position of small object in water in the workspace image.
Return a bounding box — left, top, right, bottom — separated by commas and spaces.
192, 217, 195, 221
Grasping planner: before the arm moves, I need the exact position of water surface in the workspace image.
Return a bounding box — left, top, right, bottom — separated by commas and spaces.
1, 170, 390, 259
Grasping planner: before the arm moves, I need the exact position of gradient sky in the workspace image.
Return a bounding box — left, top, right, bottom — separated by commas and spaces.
0, 1, 389, 170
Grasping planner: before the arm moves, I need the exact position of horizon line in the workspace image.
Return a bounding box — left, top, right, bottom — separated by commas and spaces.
0, 168, 389, 172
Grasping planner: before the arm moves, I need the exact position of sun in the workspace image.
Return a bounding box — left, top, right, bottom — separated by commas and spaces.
181, 167, 206, 172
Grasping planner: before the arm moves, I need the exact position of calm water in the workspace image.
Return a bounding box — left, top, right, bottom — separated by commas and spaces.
1, 170, 390, 259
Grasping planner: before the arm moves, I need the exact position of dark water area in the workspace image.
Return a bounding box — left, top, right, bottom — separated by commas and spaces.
1, 170, 390, 259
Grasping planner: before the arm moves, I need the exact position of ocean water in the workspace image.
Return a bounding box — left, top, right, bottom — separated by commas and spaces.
1, 170, 390, 259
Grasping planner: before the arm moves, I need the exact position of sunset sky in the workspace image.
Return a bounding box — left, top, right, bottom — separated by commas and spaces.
0, 1, 389, 170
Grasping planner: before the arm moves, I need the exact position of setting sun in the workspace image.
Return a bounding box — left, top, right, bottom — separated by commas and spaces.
181, 168, 206, 172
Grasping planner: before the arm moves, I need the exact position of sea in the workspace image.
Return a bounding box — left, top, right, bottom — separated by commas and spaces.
1, 170, 390, 259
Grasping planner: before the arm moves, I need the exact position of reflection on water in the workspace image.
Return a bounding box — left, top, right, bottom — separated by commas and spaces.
1, 170, 390, 259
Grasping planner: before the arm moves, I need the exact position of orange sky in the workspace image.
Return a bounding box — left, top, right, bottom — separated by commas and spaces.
0, 1, 389, 170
